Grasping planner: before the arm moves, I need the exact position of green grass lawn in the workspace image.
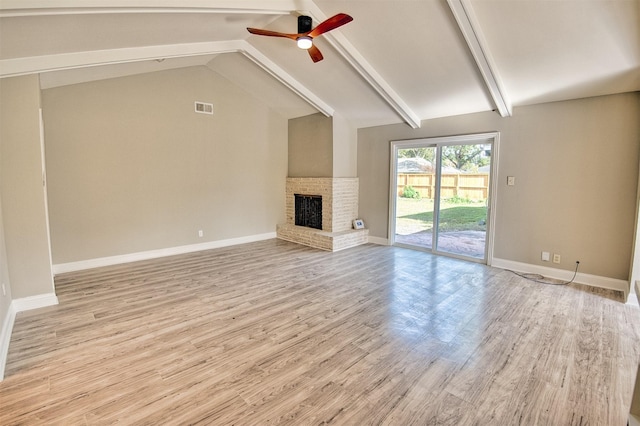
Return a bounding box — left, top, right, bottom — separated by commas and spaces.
396, 197, 487, 235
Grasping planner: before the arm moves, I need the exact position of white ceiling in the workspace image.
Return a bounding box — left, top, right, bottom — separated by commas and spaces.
1, 0, 638, 129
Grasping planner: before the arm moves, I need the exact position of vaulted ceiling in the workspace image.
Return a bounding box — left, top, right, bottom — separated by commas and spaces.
1, 0, 638, 129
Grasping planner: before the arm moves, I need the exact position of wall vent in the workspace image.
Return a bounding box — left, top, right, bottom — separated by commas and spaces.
195, 101, 213, 115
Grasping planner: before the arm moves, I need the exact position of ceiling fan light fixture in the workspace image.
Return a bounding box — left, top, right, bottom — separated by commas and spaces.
297, 36, 313, 50
247, 13, 352, 62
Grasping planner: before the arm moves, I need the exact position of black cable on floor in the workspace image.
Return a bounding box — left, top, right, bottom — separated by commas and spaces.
507, 261, 580, 286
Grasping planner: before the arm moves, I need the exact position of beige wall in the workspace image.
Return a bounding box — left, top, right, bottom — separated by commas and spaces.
288, 113, 333, 177
0, 196, 12, 324
332, 113, 358, 178
630, 167, 640, 292
42, 66, 288, 264
358, 92, 640, 280
288, 112, 357, 178
0, 75, 55, 299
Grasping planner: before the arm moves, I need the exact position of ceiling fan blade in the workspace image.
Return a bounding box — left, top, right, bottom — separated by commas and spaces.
246, 27, 298, 41
308, 44, 324, 63
308, 13, 353, 38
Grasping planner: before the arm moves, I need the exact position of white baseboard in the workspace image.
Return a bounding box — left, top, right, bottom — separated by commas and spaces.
368, 236, 390, 246
492, 258, 628, 295
52, 232, 277, 275
1, 292, 58, 381
11, 293, 59, 313
0, 303, 16, 381
628, 281, 640, 308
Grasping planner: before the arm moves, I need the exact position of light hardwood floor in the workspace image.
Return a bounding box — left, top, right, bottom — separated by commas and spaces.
2, 239, 639, 425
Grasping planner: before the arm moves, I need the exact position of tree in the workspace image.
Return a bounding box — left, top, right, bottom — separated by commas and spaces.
442, 145, 489, 171
398, 147, 435, 162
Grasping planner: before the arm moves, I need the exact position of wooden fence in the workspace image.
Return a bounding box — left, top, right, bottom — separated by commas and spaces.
397, 173, 489, 200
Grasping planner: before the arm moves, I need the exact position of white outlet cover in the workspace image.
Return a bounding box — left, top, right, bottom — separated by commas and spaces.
195, 102, 213, 115
541, 252, 550, 261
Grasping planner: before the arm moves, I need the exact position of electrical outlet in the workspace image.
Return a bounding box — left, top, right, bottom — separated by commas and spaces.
507, 176, 515, 186
553, 254, 561, 264
1, 284, 5, 296
198, 230, 204, 238
541, 251, 550, 262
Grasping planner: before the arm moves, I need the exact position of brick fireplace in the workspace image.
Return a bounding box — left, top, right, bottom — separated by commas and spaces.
276, 177, 368, 251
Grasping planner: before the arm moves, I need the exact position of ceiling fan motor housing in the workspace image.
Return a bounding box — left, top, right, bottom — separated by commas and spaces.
298, 16, 313, 33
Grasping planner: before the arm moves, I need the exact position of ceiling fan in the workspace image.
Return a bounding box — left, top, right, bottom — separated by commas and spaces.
247, 13, 353, 63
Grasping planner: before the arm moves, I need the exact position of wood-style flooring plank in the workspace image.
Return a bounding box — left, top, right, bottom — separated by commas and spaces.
1, 239, 639, 425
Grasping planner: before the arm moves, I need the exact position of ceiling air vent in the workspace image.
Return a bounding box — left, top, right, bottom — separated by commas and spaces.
195, 101, 213, 115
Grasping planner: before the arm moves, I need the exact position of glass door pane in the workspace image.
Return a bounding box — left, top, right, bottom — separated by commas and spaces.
394, 147, 437, 249
435, 143, 490, 259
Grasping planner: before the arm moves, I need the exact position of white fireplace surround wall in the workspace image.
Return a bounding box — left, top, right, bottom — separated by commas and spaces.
276, 177, 368, 251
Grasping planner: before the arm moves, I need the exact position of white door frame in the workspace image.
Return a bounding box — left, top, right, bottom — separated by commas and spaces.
389, 132, 500, 265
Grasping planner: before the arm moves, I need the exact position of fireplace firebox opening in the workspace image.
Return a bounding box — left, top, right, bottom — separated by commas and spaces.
294, 194, 322, 230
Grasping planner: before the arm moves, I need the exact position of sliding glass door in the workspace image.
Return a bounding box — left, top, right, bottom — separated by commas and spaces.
391, 133, 498, 264
394, 147, 438, 250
